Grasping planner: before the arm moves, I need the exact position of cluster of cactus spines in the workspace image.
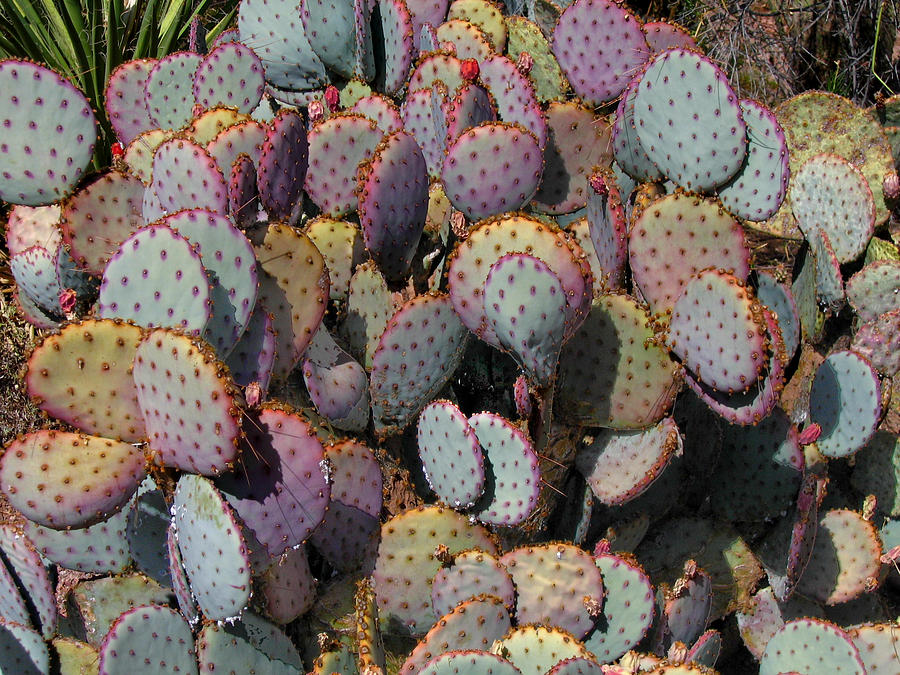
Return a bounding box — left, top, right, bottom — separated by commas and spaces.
5, 0, 900, 672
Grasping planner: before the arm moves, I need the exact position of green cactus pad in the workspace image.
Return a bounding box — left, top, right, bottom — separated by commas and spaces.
794, 509, 882, 605
342, 261, 393, 369
224, 306, 276, 391
584, 169, 628, 289
25, 319, 146, 442
551, 0, 649, 107
409, 52, 465, 94
307, 217, 366, 302
147, 138, 229, 220
133, 327, 240, 474
350, 94, 404, 134
708, 410, 803, 522
5, 204, 61, 256
584, 551, 655, 663
431, 550, 516, 616
1, 430, 144, 529
612, 75, 665, 183
633, 48, 747, 192
791, 153, 875, 263
122, 128, 173, 184
400, 596, 512, 674
667, 269, 767, 394
494, 625, 593, 675
173, 473, 251, 620
756, 270, 800, 360
557, 293, 680, 429
506, 16, 568, 103
0, 619, 50, 674
98, 605, 197, 675
68, 574, 175, 647
442, 122, 543, 221
532, 101, 612, 215
846, 260, 900, 323
629, 193, 750, 317
124, 485, 170, 584
663, 562, 713, 647
0, 525, 56, 637
0, 60, 97, 206
851, 432, 900, 516
717, 99, 790, 221
144, 51, 202, 130
312, 643, 358, 675
258, 546, 316, 623
402, 88, 443, 179
53, 637, 100, 675
808, 350, 881, 459
735, 586, 817, 660
373, 505, 497, 635
436, 19, 493, 60
305, 113, 384, 218
759, 618, 864, 675
183, 107, 248, 146
417, 400, 485, 508
216, 404, 329, 558
196, 614, 301, 674
420, 650, 522, 675
61, 171, 145, 275
448, 213, 591, 350
576, 417, 682, 506
499, 543, 604, 639
484, 253, 568, 385
98, 224, 212, 335
254, 223, 329, 376
545, 657, 604, 674
370, 293, 469, 437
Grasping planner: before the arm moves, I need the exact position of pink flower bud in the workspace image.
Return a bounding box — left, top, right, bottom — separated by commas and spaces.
798, 422, 821, 445
589, 172, 608, 196
245, 381, 262, 407
308, 99, 325, 124
58, 288, 77, 315
884, 172, 900, 201
460, 58, 479, 81
514, 373, 531, 418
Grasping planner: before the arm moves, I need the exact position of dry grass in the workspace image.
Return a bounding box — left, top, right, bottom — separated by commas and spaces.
0, 284, 45, 448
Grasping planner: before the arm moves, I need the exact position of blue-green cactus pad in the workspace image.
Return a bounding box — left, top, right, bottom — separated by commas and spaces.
258, 546, 316, 623
755, 270, 800, 360
0, 525, 56, 638
469, 411, 541, 526
370, 293, 469, 436
196, 615, 301, 674
759, 618, 864, 675
301, 325, 370, 432
0, 619, 50, 675
431, 550, 516, 616
148, 138, 229, 219
846, 260, 900, 323
377, 0, 416, 95
98, 224, 211, 333
144, 51, 202, 130
224, 306, 276, 391
159, 208, 258, 356
478, 54, 547, 149
808, 350, 881, 459
173, 474, 251, 620
237, 0, 328, 90
0, 60, 97, 206
98, 605, 197, 675
417, 400, 485, 508
495, 625, 593, 675
193, 42, 265, 114
634, 48, 747, 192
584, 552, 655, 663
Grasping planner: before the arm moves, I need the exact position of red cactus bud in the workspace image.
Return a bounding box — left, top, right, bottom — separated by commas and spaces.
515, 51, 534, 75
192, 103, 205, 118
589, 172, 608, 196
324, 85, 340, 112
798, 422, 821, 445
460, 58, 479, 81
245, 381, 262, 407
593, 539, 611, 556
110, 142, 124, 158
449, 209, 468, 239
514, 373, 531, 418
58, 288, 77, 314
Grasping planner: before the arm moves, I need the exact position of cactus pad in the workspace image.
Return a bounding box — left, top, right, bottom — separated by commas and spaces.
633, 48, 747, 192
417, 400, 485, 507
373, 505, 497, 635
759, 618, 864, 675
576, 417, 682, 506
0, 431, 144, 529
105, 59, 156, 145
495, 625, 593, 675
0, 619, 50, 674
132, 327, 241, 475
257, 109, 308, 221
808, 350, 881, 458
430, 550, 516, 616
421, 650, 522, 675
173, 473, 251, 620
193, 42, 265, 114
148, 138, 229, 219
0, 525, 56, 637
851, 309, 900, 376
0, 60, 97, 205
846, 260, 900, 323
216, 405, 329, 558
98, 605, 197, 675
